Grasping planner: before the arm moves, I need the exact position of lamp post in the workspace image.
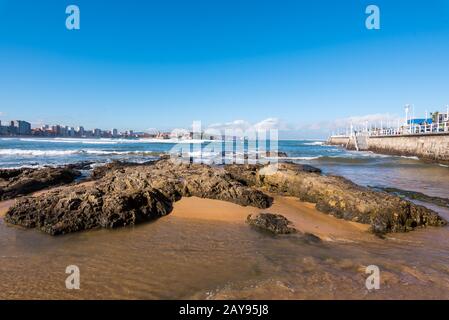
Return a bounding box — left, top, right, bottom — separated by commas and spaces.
404, 104, 410, 133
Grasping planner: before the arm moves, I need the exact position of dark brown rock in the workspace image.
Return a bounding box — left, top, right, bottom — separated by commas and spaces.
5, 185, 173, 235
265, 151, 288, 158
302, 232, 322, 243
246, 213, 297, 234
234, 162, 446, 234
91, 161, 140, 180
5, 159, 272, 235
0, 166, 81, 200
5, 158, 447, 236
373, 186, 449, 208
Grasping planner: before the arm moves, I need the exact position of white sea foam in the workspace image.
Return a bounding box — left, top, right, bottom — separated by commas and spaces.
0, 149, 161, 157
400, 155, 420, 160
16, 137, 214, 145
303, 141, 325, 146
345, 151, 391, 158
0, 149, 80, 156
140, 138, 216, 144
277, 156, 322, 160
17, 138, 115, 144
0, 164, 48, 169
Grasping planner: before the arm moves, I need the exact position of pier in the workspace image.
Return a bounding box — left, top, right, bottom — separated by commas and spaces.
328, 107, 449, 163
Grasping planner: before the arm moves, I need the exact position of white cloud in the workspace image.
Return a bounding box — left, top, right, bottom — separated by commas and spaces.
276, 113, 404, 139
162, 114, 404, 140
253, 118, 283, 131
333, 113, 402, 129
207, 118, 285, 134
145, 128, 160, 134
297, 113, 402, 132
207, 119, 251, 132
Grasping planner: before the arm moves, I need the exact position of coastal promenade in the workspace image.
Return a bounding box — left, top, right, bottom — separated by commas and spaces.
327, 132, 449, 163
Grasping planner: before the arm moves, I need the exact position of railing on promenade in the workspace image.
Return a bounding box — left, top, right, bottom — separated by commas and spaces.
363, 122, 449, 137
331, 122, 449, 139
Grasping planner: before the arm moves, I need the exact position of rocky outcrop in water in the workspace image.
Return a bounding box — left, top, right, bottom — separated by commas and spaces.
5, 159, 272, 235
6, 185, 173, 235
4, 159, 447, 235
265, 151, 288, 158
90, 160, 155, 180
0, 166, 81, 201
226, 162, 447, 234
246, 213, 297, 234
372, 187, 449, 208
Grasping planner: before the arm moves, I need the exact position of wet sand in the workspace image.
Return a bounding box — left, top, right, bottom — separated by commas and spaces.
1, 188, 449, 299
171, 196, 371, 242
0, 199, 14, 217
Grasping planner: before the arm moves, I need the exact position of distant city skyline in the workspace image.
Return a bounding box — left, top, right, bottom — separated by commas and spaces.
1, 1, 449, 139
0, 117, 135, 138
4, 106, 449, 141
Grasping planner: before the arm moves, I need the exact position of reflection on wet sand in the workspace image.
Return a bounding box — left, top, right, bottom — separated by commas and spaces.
1, 196, 449, 299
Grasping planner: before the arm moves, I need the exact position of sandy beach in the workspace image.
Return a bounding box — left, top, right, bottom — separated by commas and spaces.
170, 195, 371, 242
0, 199, 14, 217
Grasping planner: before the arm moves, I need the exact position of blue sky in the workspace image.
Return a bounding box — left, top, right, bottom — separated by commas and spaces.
0, 0, 448, 138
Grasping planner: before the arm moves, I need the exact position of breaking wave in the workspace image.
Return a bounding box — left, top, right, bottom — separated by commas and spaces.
0, 149, 162, 157
15, 138, 214, 145
302, 141, 325, 146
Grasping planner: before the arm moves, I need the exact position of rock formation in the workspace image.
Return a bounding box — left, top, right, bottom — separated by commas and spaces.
4, 159, 447, 236
226, 162, 447, 234
373, 186, 449, 208
246, 213, 297, 234
5, 159, 272, 235
0, 166, 81, 201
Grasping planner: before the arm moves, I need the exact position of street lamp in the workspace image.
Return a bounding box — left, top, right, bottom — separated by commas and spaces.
404, 104, 410, 133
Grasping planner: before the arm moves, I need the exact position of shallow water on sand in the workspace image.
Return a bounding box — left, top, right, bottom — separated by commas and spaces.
1, 208, 449, 299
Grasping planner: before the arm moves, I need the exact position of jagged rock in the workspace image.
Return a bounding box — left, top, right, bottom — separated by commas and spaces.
224, 162, 321, 187
224, 164, 262, 187
90, 160, 152, 180
265, 151, 288, 158
373, 186, 449, 208
4, 159, 447, 236
65, 161, 95, 171
5, 159, 272, 235
294, 164, 322, 173
302, 232, 322, 243
5, 186, 172, 235
246, 213, 297, 234
0, 166, 81, 201
229, 162, 446, 234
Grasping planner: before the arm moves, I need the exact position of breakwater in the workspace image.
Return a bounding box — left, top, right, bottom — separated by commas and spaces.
327, 133, 449, 163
